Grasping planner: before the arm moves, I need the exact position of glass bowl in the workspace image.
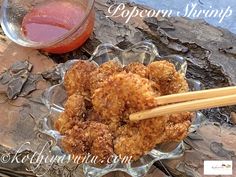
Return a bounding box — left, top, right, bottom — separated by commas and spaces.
42, 41, 205, 177
0, 0, 95, 54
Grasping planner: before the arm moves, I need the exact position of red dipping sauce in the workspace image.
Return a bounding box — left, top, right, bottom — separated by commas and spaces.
22, 1, 94, 54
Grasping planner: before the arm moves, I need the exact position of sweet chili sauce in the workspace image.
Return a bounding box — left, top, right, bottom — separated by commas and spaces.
22, 1, 94, 54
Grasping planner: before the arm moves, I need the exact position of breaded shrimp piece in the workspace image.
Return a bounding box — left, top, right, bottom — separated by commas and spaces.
92, 84, 125, 132
55, 93, 86, 134
163, 120, 191, 142
114, 116, 168, 160
148, 60, 176, 83
148, 60, 189, 95
147, 60, 191, 141
64, 93, 86, 118
62, 121, 114, 163
64, 60, 97, 96
166, 72, 189, 94
162, 112, 192, 142
125, 62, 161, 93
114, 113, 192, 160
89, 60, 123, 93
92, 72, 160, 131
112, 62, 192, 160
125, 62, 148, 78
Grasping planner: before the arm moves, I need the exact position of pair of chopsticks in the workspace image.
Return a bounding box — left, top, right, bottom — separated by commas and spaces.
130, 86, 236, 121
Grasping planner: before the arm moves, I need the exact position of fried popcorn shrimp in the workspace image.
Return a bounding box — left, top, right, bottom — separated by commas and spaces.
125, 62, 148, 78
64, 93, 86, 118
163, 112, 193, 142
62, 121, 114, 163
55, 59, 193, 163
92, 72, 160, 131
114, 116, 168, 160
89, 60, 123, 93
114, 112, 192, 160
163, 120, 191, 142
166, 72, 189, 94
148, 60, 189, 95
148, 60, 176, 83
64, 60, 97, 96
55, 93, 86, 134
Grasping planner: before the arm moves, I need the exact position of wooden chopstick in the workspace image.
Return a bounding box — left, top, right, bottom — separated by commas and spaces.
155, 86, 236, 105
130, 90, 236, 121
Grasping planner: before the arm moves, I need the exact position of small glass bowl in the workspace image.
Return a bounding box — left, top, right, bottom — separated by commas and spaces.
42, 41, 205, 177
0, 0, 95, 54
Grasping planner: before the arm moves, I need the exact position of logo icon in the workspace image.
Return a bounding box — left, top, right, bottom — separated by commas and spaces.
204, 160, 233, 175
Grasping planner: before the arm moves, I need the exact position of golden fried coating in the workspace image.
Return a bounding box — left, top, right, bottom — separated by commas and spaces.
89, 60, 123, 94
64, 60, 97, 96
166, 72, 189, 94
148, 61, 192, 141
64, 93, 86, 118
62, 121, 114, 163
92, 72, 160, 131
55, 93, 86, 134
56, 59, 193, 163
55, 113, 74, 134
114, 112, 192, 160
100, 62, 191, 160
148, 60, 175, 83
148, 60, 189, 95
125, 62, 148, 78
114, 116, 168, 160
163, 120, 191, 142
163, 112, 193, 142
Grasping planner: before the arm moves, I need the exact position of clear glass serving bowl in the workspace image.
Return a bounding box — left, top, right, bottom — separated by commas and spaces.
42, 41, 205, 177
0, 0, 95, 53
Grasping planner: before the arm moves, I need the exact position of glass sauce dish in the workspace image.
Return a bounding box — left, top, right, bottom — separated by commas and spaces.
1, 0, 95, 54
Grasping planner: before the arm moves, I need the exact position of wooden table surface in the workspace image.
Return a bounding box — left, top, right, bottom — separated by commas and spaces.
0, 0, 236, 176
